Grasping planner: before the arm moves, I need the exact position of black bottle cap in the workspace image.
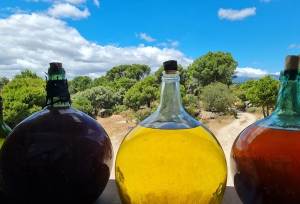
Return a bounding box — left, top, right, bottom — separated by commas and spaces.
49, 62, 63, 74
163, 60, 178, 71
284, 55, 299, 71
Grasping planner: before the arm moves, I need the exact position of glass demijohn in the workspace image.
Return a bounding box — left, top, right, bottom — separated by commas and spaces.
0, 62, 113, 204
115, 60, 227, 204
231, 55, 300, 204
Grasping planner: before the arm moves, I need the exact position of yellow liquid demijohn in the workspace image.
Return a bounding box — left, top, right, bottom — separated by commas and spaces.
115, 125, 227, 204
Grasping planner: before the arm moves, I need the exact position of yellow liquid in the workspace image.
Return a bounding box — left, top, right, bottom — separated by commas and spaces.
115, 125, 227, 204
0, 138, 5, 149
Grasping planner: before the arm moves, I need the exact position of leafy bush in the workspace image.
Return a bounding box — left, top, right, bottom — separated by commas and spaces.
184, 106, 200, 119
246, 107, 258, 113
112, 105, 128, 114
72, 97, 94, 117
235, 100, 246, 111
201, 82, 236, 112
121, 109, 135, 123
134, 108, 154, 124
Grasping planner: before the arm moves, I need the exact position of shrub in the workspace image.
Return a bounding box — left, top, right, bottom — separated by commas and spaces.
112, 105, 128, 114
246, 107, 258, 113
235, 100, 246, 111
121, 109, 135, 123
134, 108, 154, 124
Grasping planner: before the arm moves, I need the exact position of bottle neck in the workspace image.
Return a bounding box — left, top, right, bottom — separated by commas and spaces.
158, 71, 184, 117
258, 70, 300, 130
274, 70, 300, 115
140, 71, 200, 129
46, 74, 71, 108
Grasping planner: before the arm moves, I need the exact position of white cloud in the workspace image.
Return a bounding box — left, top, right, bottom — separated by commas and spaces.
0, 13, 193, 80
157, 39, 179, 47
235, 67, 279, 78
288, 44, 296, 49
137, 33, 156, 42
1, 7, 29, 14
65, 0, 86, 4
46, 3, 90, 19
252, 61, 260, 65
171, 41, 179, 47
260, 0, 271, 2
218, 7, 256, 20
287, 44, 300, 49
94, 0, 100, 7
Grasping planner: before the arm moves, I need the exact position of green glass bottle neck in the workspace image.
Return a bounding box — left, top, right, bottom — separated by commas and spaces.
257, 70, 300, 130
140, 71, 200, 129
46, 73, 71, 108
274, 70, 300, 115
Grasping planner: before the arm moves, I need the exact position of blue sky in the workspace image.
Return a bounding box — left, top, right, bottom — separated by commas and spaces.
0, 0, 299, 80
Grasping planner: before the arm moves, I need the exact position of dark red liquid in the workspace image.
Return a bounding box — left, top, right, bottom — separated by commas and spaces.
0, 107, 113, 204
231, 125, 300, 204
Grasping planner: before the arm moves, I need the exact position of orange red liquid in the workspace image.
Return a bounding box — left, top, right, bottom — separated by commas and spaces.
231, 125, 300, 204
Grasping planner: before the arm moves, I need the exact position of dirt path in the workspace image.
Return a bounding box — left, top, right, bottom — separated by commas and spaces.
215, 111, 256, 186
215, 111, 256, 204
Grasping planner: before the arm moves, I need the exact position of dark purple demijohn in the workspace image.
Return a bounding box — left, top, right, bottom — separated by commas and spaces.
0, 62, 113, 204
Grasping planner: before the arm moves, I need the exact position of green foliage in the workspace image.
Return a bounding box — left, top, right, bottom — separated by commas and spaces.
187, 51, 238, 86
0, 77, 9, 94
92, 76, 109, 87
184, 106, 200, 119
182, 94, 200, 108
68, 76, 92, 94
106, 64, 150, 82
71, 86, 118, 116
120, 109, 135, 123
112, 105, 128, 114
110, 78, 136, 91
134, 108, 154, 124
246, 107, 258, 114
124, 76, 160, 110
14, 69, 41, 79
2, 78, 46, 127
71, 97, 93, 116
235, 100, 246, 111
201, 82, 236, 112
238, 78, 256, 101
245, 75, 279, 117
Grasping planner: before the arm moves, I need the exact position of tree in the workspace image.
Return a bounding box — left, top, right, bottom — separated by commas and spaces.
201, 82, 236, 112
2, 78, 46, 127
106, 64, 150, 82
71, 97, 93, 116
71, 86, 118, 116
187, 51, 238, 86
92, 76, 109, 87
0, 77, 9, 94
124, 64, 151, 81
245, 75, 280, 117
14, 69, 41, 79
68, 76, 92, 94
124, 76, 160, 110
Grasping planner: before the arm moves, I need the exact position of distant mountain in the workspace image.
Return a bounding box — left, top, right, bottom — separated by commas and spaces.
232, 74, 280, 83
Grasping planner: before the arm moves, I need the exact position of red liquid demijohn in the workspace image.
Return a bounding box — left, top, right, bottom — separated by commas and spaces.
231, 55, 300, 204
